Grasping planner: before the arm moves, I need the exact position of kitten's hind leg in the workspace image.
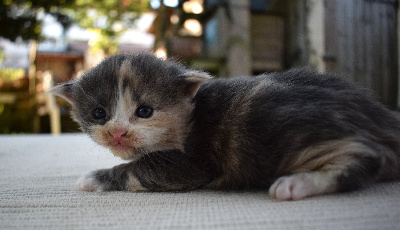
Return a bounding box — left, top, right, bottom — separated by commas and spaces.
269, 170, 342, 200
269, 138, 382, 200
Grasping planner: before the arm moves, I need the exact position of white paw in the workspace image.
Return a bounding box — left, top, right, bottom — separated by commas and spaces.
269, 175, 310, 200
269, 172, 337, 201
76, 172, 104, 192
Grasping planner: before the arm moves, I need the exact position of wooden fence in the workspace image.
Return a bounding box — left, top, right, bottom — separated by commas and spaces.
324, 0, 398, 108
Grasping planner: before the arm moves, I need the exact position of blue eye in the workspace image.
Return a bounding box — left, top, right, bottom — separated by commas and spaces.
136, 106, 153, 118
92, 108, 107, 119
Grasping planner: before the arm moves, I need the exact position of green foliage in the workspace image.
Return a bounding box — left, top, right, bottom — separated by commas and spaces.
0, 68, 25, 82
0, 48, 4, 63
67, 0, 151, 55
87, 32, 120, 55
0, 0, 75, 41
0, 0, 151, 54
0, 103, 34, 134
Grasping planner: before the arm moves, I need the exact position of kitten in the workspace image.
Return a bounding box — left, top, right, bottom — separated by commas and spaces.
52, 53, 400, 200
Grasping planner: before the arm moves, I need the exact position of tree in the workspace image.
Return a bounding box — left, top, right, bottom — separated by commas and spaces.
0, 0, 151, 55
0, 0, 75, 41
67, 0, 150, 55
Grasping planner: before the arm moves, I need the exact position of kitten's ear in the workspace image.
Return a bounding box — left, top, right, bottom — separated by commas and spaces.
182, 71, 212, 97
49, 82, 76, 105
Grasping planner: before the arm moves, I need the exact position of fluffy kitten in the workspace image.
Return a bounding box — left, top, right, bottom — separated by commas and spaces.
52, 53, 400, 200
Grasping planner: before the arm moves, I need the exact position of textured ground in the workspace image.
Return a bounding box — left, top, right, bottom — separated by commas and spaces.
1, 134, 399, 230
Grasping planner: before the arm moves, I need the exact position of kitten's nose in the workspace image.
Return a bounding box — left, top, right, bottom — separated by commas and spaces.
109, 129, 127, 141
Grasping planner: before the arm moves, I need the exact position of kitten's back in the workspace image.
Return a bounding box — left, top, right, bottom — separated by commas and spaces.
188, 69, 400, 189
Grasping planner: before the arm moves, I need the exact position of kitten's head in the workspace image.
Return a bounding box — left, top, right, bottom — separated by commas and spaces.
51, 53, 211, 160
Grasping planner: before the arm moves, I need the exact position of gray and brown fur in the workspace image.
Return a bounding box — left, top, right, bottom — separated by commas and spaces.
52, 53, 400, 200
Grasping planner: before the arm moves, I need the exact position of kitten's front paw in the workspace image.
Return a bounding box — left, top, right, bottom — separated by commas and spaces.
76, 171, 104, 192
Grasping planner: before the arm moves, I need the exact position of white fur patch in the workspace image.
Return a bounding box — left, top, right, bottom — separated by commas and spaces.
126, 173, 146, 192
76, 172, 104, 192
269, 171, 340, 200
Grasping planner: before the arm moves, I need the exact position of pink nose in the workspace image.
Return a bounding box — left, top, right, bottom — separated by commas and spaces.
109, 129, 128, 141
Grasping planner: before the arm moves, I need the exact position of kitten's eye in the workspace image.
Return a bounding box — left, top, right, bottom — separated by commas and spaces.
92, 108, 107, 119
136, 106, 153, 118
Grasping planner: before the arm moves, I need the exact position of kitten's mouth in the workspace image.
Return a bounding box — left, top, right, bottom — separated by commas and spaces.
108, 141, 132, 152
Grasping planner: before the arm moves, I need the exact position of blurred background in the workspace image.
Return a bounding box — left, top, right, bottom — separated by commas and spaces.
0, 0, 398, 134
